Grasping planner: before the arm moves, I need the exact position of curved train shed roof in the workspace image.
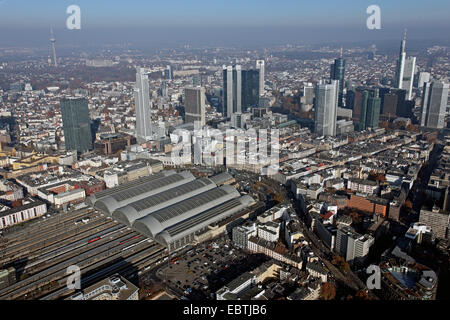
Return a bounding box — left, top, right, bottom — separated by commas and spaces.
112, 177, 217, 226
132, 185, 239, 238
93, 171, 194, 215
155, 195, 254, 246
85, 170, 176, 206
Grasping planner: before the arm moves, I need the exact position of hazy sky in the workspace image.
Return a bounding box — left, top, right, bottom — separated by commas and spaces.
0, 0, 449, 47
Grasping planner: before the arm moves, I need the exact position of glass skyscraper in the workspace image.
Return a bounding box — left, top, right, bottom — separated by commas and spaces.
241, 69, 260, 109
331, 48, 345, 107
420, 81, 449, 129
60, 97, 93, 153
134, 67, 153, 143
358, 89, 381, 131
255, 60, 265, 96
223, 65, 260, 117
402, 56, 416, 100
314, 80, 338, 136
184, 87, 206, 126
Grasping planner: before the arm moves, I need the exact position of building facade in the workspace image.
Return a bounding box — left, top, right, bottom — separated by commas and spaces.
134, 67, 153, 143
314, 80, 338, 136
420, 81, 449, 129
60, 97, 93, 153
184, 87, 206, 126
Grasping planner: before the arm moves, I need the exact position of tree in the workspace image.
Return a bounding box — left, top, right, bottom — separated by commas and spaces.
341, 262, 351, 273
402, 199, 413, 214
354, 289, 372, 300
320, 282, 336, 300
349, 212, 361, 224
375, 173, 386, 182
331, 255, 351, 274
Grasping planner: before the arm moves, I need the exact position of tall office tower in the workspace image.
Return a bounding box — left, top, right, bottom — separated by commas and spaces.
365, 89, 381, 129
378, 87, 391, 114
418, 72, 431, 88
354, 88, 381, 130
330, 47, 346, 106
234, 65, 242, 115
231, 112, 243, 129
223, 65, 233, 118
161, 80, 168, 98
393, 89, 407, 117
395, 29, 407, 89
420, 81, 449, 129
402, 56, 416, 100
303, 84, 315, 105
241, 69, 260, 109
60, 97, 93, 153
351, 88, 364, 124
382, 93, 398, 118
256, 60, 265, 96
50, 28, 57, 67
346, 90, 355, 110
134, 67, 153, 143
184, 87, 206, 126
164, 65, 173, 80
192, 74, 202, 87
314, 80, 338, 136
222, 65, 242, 118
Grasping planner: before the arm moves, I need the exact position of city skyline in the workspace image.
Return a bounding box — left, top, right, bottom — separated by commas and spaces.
0, 0, 448, 305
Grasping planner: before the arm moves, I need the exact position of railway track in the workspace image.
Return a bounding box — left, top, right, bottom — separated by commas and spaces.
40, 245, 165, 300
0, 235, 154, 299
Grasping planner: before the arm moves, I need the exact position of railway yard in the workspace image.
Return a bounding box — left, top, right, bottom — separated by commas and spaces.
0, 207, 166, 300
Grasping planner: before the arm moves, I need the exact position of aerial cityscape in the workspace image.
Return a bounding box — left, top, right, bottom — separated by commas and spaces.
0, 0, 449, 307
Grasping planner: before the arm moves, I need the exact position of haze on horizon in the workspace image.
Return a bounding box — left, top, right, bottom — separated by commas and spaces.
0, 0, 449, 48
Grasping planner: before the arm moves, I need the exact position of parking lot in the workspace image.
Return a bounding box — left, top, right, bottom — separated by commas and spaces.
156, 234, 269, 299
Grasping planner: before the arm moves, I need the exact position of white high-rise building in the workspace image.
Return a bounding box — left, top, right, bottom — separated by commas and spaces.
336, 226, 374, 267
134, 67, 153, 143
303, 83, 315, 105
402, 56, 416, 100
395, 30, 407, 89
235, 65, 242, 115
418, 72, 431, 88
223, 65, 242, 118
420, 81, 449, 129
256, 60, 265, 96
314, 80, 338, 136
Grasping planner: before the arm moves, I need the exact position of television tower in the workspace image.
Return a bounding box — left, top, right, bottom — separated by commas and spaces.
50, 28, 57, 67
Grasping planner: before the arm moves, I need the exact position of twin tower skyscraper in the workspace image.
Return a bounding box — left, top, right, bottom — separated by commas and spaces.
222, 60, 265, 119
